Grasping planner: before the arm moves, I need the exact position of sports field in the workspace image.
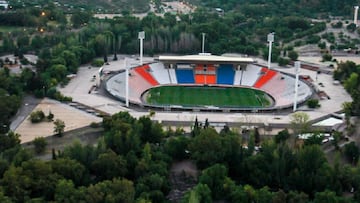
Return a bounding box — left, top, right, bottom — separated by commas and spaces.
145, 86, 272, 108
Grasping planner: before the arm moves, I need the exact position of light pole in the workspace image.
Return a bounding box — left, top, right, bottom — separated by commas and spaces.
138, 31, 145, 65
201, 33, 206, 53
354, 6, 359, 26
293, 61, 300, 112
267, 32, 275, 70
124, 58, 129, 108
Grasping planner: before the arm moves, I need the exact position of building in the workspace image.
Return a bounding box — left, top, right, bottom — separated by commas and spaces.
0, 0, 8, 9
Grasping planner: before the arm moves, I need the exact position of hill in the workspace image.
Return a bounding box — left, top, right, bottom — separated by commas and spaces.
9, 0, 150, 13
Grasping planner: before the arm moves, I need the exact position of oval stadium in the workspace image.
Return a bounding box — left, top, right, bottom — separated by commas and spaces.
105, 54, 313, 112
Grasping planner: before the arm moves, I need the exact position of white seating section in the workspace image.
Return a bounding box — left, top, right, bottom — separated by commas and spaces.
239, 64, 262, 86
168, 68, 178, 84
149, 63, 171, 84
233, 70, 242, 85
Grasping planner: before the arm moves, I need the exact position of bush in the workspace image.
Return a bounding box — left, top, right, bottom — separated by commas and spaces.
20, 58, 29, 65
307, 99, 320, 108
33, 137, 47, 154
278, 57, 290, 66
29, 110, 45, 123
322, 53, 332, 62
47, 111, 54, 121
90, 122, 100, 128
288, 50, 299, 61
331, 21, 343, 28
91, 59, 104, 67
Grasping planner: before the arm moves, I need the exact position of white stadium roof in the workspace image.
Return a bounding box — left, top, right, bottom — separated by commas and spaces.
158, 54, 255, 64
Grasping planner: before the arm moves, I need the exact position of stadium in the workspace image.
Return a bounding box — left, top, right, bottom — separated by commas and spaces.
105, 54, 314, 112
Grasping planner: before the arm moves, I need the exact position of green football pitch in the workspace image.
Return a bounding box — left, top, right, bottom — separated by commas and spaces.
145, 86, 272, 108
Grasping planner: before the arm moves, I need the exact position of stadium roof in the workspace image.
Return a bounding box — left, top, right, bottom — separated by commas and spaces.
158, 54, 255, 64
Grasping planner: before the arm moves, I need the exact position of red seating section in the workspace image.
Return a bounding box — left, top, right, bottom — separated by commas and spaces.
194, 64, 216, 84
195, 75, 216, 84
135, 65, 159, 86
253, 68, 277, 88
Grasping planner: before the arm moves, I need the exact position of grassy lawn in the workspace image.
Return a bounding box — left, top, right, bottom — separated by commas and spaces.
146, 85, 272, 108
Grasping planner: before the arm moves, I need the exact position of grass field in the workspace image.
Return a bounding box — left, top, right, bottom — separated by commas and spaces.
146, 86, 272, 108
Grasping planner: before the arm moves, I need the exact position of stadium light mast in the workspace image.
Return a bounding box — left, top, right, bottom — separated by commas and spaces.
201, 33, 206, 53
267, 32, 275, 70
125, 58, 129, 107
293, 61, 300, 112
354, 6, 359, 26
138, 31, 145, 65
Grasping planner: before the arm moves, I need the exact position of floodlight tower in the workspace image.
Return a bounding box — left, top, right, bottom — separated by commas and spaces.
138, 31, 145, 65
267, 32, 275, 70
293, 61, 300, 112
201, 33, 206, 53
354, 6, 359, 26
125, 58, 129, 107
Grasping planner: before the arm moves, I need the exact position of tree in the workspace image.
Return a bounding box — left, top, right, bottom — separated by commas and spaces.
313, 190, 339, 203
199, 164, 228, 200
344, 72, 358, 94
347, 23, 357, 32
164, 136, 190, 160
0, 131, 20, 152
290, 112, 310, 135
91, 150, 127, 181
33, 137, 47, 154
53, 119, 65, 137
322, 53, 332, 62
54, 179, 82, 203
342, 102, 352, 127
189, 128, 224, 168
307, 99, 320, 108
344, 142, 359, 165
288, 50, 299, 61
85, 178, 135, 203
51, 158, 87, 186
71, 12, 91, 28
29, 110, 45, 123
275, 129, 290, 143
183, 183, 212, 203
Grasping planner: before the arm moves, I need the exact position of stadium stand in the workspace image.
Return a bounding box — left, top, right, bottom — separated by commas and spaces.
149, 63, 171, 84
128, 68, 155, 103
176, 69, 195, 83
233, 70, 242, 85
168, 69, 178, 84
259, 73, 312, 107
195, 75, 216, 84
195, 75, 205, 84
240, 64, 262, 86
135, 65, 159, 86
217, 64, 235, 85
253, 68, 277, 88
206, 75, 216, 84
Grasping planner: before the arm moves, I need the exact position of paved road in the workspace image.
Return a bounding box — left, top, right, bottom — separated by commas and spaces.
10, 95, 41, 131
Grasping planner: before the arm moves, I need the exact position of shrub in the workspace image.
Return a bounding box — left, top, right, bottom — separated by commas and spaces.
29, 110, 45, 123
288, 50, 299, 61
33, 137, 47, 154
278, 57, 290, 66
322, 53, 332, 62
47, 111, 54, 121
307, 99, 320, 108
90, 122, 100, 128
91, 59, 104, 67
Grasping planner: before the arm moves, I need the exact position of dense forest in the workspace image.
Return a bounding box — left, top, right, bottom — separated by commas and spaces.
0, 112, 360, 202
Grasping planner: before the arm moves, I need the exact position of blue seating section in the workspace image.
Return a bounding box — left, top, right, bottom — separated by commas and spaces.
217, 64, 234, 85
176, 69, 195, 83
